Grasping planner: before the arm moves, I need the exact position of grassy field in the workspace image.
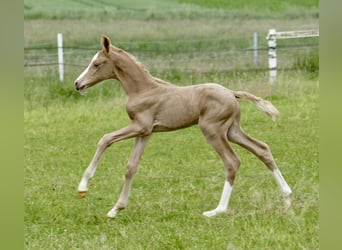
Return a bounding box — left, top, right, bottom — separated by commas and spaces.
25, 0, 319, 249
24, 75, 318, 249
24, 0, 318, 20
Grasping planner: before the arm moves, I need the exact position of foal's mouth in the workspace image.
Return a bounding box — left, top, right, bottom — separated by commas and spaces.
75, 84, 87, 92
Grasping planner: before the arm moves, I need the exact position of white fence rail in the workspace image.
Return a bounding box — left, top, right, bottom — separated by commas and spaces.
266, 29, 319, 83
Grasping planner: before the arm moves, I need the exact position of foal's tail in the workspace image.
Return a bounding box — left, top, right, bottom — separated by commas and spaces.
233, 91, 279, 121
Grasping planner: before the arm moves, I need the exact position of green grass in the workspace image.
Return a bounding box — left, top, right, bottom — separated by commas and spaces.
25, 1, 319, 249
177, 0, 318, 10
24, 0, 318, 20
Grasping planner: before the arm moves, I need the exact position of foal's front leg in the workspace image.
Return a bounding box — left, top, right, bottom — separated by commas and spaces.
107, 136, 150, 218
77, 123, 143, 197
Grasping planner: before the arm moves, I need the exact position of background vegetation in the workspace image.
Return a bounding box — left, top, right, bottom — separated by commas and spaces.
24, 0, 319, 249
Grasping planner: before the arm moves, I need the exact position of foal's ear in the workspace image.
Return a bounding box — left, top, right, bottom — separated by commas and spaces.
101, 35, 111, 53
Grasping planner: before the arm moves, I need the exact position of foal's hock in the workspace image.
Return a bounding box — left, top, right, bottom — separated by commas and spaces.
74, 36, 292, 219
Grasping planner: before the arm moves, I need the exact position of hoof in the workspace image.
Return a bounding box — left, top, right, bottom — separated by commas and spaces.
284, 195, 292, 208
106, 210, 118, 219
107, 207, 123, 218
203, 210, 217, 218
78, 191, 87, 198
203, 208, 227, 217
203, 209, 219, 217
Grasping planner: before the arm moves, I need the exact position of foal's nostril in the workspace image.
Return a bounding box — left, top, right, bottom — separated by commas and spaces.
74, 81, 80, 90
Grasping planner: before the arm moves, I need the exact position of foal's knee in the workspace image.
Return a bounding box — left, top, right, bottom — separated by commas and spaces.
125, 163, 137, 179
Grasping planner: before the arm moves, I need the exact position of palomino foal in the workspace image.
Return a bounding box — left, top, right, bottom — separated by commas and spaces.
74, 36, 292, 218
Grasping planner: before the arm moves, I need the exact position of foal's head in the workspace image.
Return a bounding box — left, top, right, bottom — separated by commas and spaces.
74, 36, 118, 92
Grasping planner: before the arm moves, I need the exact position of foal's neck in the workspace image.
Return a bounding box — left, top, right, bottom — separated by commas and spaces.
111, 49, 158, 95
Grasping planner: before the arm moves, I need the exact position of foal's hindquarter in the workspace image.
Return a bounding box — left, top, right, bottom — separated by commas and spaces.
75, 36, 292, 219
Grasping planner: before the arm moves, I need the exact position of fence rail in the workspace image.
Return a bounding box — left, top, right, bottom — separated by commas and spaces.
24, 32, 319, 82
266, 29, 319, 83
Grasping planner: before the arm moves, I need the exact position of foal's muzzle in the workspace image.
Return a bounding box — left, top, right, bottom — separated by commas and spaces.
74, 80, 86, 92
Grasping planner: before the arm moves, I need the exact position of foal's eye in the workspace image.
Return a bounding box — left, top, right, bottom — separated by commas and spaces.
93, 63, 99, 68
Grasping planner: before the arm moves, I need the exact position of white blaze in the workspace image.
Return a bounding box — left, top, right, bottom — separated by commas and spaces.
75, 52, 99, 83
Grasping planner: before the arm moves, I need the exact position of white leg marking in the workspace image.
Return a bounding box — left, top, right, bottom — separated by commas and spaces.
272, 168, 292, 207
107, 208, 120, 218
78, 162, 98, 193
203, 180, 233, 217
272, 168, 292, 195
78, 178, 88, 192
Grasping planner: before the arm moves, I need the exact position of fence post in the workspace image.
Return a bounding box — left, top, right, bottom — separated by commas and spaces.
57, 33, 64, 82
266, 29, 277, 83
253, 32, 258, 66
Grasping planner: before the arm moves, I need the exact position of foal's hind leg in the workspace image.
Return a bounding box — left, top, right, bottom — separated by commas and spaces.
227, 122, 292, 207
199, 121, 241, 217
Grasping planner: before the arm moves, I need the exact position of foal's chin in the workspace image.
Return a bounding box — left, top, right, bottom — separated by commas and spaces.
77, 81, 100, 92
75, 81, 95, 94
75, 86, 88, 95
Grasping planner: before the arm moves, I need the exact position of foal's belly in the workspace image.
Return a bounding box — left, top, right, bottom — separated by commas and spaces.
152, 91, 200, 132
152, 116, 198, 132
